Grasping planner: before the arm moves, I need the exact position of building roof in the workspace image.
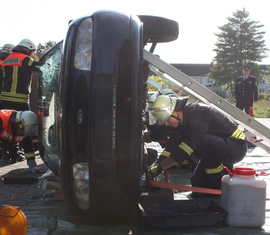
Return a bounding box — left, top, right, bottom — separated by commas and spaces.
171, 64, 212, 77
171, 63, 270, 77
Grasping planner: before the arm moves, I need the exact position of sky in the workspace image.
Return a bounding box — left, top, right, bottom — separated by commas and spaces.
1, 0, 270, 64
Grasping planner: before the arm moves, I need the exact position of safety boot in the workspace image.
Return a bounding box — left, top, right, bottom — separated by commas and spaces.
27, 158, 41, 173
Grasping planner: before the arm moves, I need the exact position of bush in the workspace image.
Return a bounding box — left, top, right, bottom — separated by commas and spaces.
266, 94, 270, 101
208, 87, 229, 99
225, 95, 236, 104
258, 93, 266, 100
253, 100, 270, 117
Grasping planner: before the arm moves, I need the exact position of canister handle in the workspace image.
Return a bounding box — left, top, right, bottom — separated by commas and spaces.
223, 166, 233, 176
256, 171, 270, 176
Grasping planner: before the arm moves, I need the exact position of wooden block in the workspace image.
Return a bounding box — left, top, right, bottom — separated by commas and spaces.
4, 177, 37, 184
53, 192, 64, 201
42, 180, 62, 190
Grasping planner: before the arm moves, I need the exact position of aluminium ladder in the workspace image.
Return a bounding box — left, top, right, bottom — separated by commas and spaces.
144, 49, 270, 153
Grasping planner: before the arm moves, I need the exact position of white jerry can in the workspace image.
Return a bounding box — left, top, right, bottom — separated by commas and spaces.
221, 167, 267, 227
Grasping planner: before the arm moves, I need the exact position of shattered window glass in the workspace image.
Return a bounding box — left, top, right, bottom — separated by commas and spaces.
74, 17, 93, 71
38, 41, 63, 174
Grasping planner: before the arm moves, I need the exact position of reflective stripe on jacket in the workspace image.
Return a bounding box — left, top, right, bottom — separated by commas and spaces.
1, 52, 34, 103
0, 109, 26, 143
166, 103, 246, 160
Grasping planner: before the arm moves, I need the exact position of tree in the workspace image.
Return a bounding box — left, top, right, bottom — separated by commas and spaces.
208, 8, 269, 92
36, 41, 57, 59
147, 75, 183, 93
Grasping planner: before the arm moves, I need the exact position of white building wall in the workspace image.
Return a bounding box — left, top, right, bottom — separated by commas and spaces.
258, 80, 270, 94
193, 76, 269, 94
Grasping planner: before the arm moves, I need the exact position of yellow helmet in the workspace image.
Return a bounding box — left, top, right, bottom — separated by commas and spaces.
150, 95, 188, 125
147, 89, 175, 108
149, 95, 177, 125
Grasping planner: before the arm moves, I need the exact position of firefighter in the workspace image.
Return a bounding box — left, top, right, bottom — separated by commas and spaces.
144, 89, 197, 169
0, 43, 14, 66
0, 43, 15, 90
0, 109, 40, 172
149, 95, 247, 197
235, 65, 258, 114
1, 38, 42, 110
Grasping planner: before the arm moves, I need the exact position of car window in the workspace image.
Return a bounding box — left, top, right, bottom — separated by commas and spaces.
38, 41, 63, 175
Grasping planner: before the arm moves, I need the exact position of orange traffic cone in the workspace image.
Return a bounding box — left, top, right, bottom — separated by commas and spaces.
249, 107, 254, 117
0, 205, 28, 235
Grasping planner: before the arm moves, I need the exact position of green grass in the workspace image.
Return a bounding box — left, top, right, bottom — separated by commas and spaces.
226, 98, 270, 118
253, 100, 270, 118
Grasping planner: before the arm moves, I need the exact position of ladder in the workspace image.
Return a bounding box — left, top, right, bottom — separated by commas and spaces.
144, 49, 270, 153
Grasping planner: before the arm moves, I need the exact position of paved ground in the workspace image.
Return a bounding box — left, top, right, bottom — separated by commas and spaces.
1, 118, 270, 234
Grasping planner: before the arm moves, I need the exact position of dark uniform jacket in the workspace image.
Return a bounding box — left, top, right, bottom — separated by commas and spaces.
0, 53, 10, 93
1, 51, 41, 104
235, 75, 258, 102
156, 102, 245, 164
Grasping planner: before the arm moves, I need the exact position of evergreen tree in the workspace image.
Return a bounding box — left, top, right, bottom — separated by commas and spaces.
208, 8, 269, 92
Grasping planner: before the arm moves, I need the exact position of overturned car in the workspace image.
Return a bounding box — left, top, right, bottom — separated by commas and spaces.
37, 10, 178, 223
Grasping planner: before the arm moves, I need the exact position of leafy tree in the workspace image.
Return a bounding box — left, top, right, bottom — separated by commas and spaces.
147, 75, 194, 99
36, 41, 57, 59
147, 75, 182, 93
208, 8, 269, 92
262, 65, 270, 86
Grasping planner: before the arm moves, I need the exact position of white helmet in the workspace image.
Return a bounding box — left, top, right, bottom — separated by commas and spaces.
17, 38, 36, 50
16, 111, 38, 135
1, 43, 15, 54
150, 95, 188, 125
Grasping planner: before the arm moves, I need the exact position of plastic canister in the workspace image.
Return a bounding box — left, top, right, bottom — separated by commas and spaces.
221, 167, 266, 227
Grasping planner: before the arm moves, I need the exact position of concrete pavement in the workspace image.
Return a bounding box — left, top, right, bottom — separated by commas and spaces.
1, 118, 270, 234
0, 157, 48, 207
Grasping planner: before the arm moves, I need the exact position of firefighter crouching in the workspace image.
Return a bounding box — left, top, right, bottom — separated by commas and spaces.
0, 109, 40, 173
149, 95, 247, 197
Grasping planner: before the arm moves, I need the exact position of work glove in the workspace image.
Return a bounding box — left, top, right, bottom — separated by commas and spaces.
143, 131, 152, 143
149, 164, 163, 178
37, 60, 45, 66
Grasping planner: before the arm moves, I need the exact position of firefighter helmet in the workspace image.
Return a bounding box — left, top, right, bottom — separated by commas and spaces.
147, 89, 176, 108
17, 38, 36, 50
150, 95, 188, 125
174, 96, 189, 112
1, 43, 15, 54
149, 95, 177, 125
16, 111, 38, 135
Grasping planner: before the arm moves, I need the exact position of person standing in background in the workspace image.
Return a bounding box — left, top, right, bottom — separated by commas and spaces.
235, 65, 258, 114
